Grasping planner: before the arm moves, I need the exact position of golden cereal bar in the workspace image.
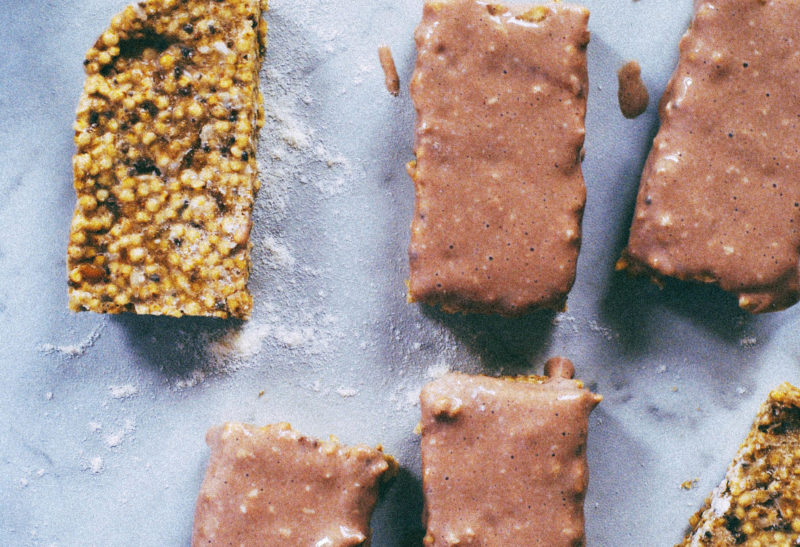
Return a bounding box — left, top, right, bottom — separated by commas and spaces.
192, 422, 397, 546
67, 0, 268, 318
678, 383, 800, 546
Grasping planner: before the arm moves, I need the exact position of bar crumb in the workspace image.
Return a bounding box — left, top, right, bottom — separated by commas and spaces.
617, 60, 649, 119
378, 44, 400, 96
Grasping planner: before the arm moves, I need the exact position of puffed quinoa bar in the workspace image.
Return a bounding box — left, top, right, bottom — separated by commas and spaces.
678, 383, 800, 546
68, 0, 268, 318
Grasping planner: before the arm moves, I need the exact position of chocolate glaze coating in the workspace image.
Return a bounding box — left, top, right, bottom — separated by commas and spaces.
407, 0, 590, 316
419, 369, 601, 546
191, 423, 395, 546
621, 0, 800, 313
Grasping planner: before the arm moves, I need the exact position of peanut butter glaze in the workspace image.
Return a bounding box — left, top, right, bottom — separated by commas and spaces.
419, 366, 601, 546
191, 423, 396, 547
621, 0, 800, 313
407, 0, 590, 316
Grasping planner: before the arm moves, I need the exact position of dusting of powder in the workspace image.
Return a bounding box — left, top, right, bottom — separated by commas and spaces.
271, 96, 313, 150
38, 323, 105, 359
88, 457, 104, 475
336, 386, 359, 398
109, 384, 139, 400
588, 320, 620, 341
404, 387, 421, 407
551, 313, 620, 341
426, 360, 451, 379
174, 370, 207, 390
208, 321, 324, 363
262, 235, 296, 268
209, 323, 273, 359
739, 337, 757, 348
104, 419, 135, 449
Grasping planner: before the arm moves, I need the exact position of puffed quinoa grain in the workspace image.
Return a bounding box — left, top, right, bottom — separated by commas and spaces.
68, 0, 268, 319
678, 383, 800, 546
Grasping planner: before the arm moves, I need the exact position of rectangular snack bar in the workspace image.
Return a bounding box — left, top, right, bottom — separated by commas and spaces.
192, 422, 397, 546
678, 383, 800, 546
407, 0, 590, 316
419, 358, 601, 546
67, 0, 268, 318
619, 0, 800, 313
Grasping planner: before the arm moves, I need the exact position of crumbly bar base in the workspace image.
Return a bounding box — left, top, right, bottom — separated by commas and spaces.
68, 0, 267, 318
679, 383, 800, 546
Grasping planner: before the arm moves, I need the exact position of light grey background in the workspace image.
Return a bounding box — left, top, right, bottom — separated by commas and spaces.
2, 0, 799, 545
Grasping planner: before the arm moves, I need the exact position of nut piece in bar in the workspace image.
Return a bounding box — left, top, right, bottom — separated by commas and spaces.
619, 0, 800, 313
67, 0, 268, 318
419, 358, 602, 546
677, 383, 800, 546
192, 422, 398, 546
407, 0, 590, 316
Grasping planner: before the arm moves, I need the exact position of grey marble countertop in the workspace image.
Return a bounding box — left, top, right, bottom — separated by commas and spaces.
3, 0, 800, 545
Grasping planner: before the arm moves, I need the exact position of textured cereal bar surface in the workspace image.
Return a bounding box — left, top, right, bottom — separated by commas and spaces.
68, 0, 267, 318
407, 0, 590, 316
620, 0, 800, 313
678, 383, 800, 546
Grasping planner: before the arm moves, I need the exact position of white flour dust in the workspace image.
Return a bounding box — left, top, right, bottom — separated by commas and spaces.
104, 419, 136, 449
108, 384, 139, 400
88, 457, 104, 475
335, 386, 358, 398
38, 323, 105, 359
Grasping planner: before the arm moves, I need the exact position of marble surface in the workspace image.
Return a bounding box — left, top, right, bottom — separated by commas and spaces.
2, 0, 800, 545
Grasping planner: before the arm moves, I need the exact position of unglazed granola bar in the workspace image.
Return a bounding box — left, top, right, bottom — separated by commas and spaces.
192, 422, 397, 546
67, 0, 267, 318
407, 0, 590, 316
678, 383, 800, 546
419, 358, 601, 546
619, 0, 800, 313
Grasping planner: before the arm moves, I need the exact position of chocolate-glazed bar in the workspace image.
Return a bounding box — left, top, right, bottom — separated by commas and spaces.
619, 0, 800, 313
419, 358, 601, 546
407, 0, 590, 316
192, 422, 397, 546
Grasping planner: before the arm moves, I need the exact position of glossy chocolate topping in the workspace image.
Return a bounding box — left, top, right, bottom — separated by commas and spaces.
419, 365, 601, 546
621, 0, 800, 313
191, 422, 396, 546
407, 0, 590, 316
